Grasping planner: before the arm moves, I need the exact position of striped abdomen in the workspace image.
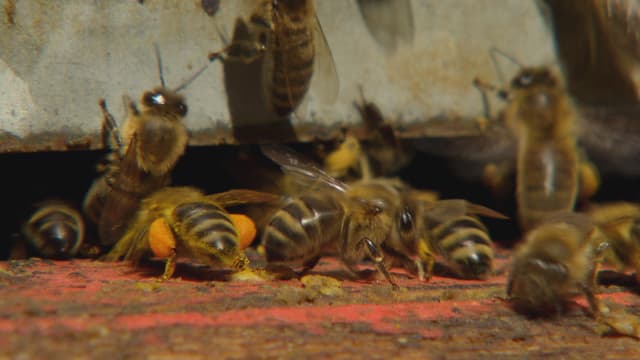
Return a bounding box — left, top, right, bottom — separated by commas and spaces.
172, 202, 247, 270
262, 194, 343, 264
428, 215, 494, 279
23, 203, 84, 259
517, 138, 578, 230
267, 1, 316, 116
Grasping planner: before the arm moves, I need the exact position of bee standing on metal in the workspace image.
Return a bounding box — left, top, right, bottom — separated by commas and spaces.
260, 144, 398, 288
21, 201, 85, 259
104, 186, 278, 281
208, 0, 338, 117
83, 45, 208, 248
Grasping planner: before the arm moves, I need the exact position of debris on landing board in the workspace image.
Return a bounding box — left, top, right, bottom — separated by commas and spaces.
1, 253, 640, 358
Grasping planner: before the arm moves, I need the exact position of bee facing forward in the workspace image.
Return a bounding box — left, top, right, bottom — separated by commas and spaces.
507, 212, 606, 316
482, 67, 600, 230
21, 201, 85, 260
83, 46, 207, 247
104, 186, 277, 280
209, 0, 338, 116
345, 178, 505, 281
260, 144, 398, 288
506, 68, 581, 230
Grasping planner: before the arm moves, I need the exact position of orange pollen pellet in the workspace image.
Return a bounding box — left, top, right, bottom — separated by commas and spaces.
149, 218, 176, 258
229, 213, 257, 250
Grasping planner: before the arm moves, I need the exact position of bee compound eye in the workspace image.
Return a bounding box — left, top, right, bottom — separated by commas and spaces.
142, 92, 154, 105
399, 208, 414, 233
177, 103, 188, 116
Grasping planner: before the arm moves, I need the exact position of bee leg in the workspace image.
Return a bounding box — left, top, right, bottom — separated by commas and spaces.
299, 256, 321, 276
358, 152, 373, 181
417, 239, 435, 281
98, 98, 122, 149
362, 238, 399, 289
159, 249, 177, 282
581, 241, 610, 316
208, 39, 266, 65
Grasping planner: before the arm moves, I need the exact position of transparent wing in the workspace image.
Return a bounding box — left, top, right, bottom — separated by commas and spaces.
206, 189, 281, 207
103, 222, 149, 263
601, 0, 640, 62
260, 144, 348, 194
580, 105, 640, 176
540, 0, 639, 104
309, 6, 339, 105
420, 199, 508, 223
356, 0, 415, 53
409, 119, 517, 181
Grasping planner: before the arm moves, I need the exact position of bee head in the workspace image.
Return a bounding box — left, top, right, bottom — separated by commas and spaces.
277, 0, 309, 12
511, 68, 557, 90
397, 206, 418, 248
141, 88, 188, 117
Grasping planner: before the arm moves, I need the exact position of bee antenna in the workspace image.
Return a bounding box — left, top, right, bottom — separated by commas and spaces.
173, 62, 209, 93
489, 47, 523, 85
153, 43, 167, 89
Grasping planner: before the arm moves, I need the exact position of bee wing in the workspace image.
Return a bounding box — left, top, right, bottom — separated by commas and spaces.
580, 105, 640, 176
600, 0, 640, 62
421, 199, 508, 223
205, 189, 280, 207
308, 8, 339, 106
260, 144, 348, 194
539, 0, 639, 104
537, 211, 596, 232
409, 119, 517, 181
355, 0, 415, 53
102, 223, 150, 263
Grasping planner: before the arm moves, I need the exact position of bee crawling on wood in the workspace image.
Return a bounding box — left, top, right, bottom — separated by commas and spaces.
260, 144, 400, 288
586, 201, 640, 283
343, 177, 506, 281
104, 186, 279, 281
508, 211, 640, 338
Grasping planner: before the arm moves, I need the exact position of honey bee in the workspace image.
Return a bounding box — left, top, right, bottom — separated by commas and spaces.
322, 133, 366, 180
260, 144, 399, 288
208, 0, 338, 117
321, 88, 412, 181
507, 212, 607, 316
21, 201, 85, 259
503, 67, 594, 230
83, 46, 208, 247
418, 66, 599, 231
534, 0, 640, 177
104, 186, 278, 280
355, 0, 414, 53
507, 211, 640, 337
346, 178, 505, 281
586, 201, 640, 280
